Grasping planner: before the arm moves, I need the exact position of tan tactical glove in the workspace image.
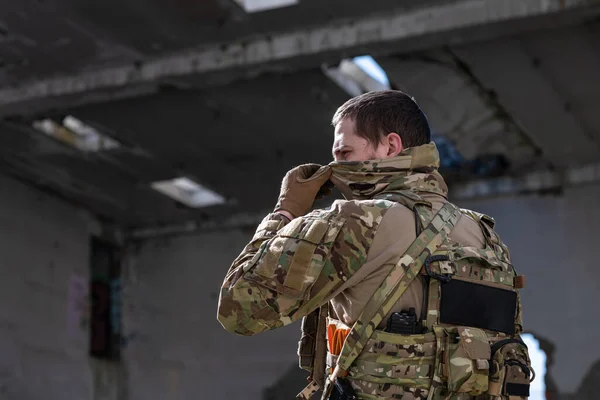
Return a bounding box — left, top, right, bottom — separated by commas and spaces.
274, 164, 333, 218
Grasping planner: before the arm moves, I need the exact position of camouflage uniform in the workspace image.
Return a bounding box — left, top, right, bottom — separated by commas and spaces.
217, 143, 531, 400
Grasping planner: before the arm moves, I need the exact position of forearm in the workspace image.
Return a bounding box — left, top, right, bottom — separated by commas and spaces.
218, 212, 291, 335
218, 278, 286, 335
217, 163, 334, 335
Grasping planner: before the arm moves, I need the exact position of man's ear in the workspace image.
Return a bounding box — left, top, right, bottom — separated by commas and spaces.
386, 133, 403, 157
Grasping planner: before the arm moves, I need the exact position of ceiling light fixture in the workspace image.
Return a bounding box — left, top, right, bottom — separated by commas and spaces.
233, 0, 298, 13
151, 177, 225, 208
32, 116, 121, 152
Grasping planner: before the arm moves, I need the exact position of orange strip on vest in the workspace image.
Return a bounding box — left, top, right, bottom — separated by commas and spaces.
327, 324, 350, 356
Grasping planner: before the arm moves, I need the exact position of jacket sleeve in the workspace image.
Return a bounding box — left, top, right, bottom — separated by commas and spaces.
216, 201, 391, 336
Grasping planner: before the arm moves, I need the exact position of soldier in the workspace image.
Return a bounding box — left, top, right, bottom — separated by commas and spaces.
217, 91, 532, 400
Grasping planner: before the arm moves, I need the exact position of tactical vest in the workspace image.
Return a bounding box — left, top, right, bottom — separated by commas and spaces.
298, 190, 532, 400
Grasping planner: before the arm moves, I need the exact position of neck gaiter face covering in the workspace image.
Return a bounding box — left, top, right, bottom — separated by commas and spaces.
328, 142, 448, 200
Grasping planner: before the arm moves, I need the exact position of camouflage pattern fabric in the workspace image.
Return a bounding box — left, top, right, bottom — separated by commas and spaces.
324, 201, 531, 400
322, 145, 529, 399
419, 206, 528, 399
216, 142, 530, 399
363, 331, 437, 358
217, 200, 395, 335
333, 202, 461, 370
425, 247, 515, 289
324, 202, 462, 399
329, 142, 448, 201
444, 327, 491, 394
217, 143, 448, 336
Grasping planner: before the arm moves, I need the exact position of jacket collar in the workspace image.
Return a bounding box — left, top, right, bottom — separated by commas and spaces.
329, 142, 448, 200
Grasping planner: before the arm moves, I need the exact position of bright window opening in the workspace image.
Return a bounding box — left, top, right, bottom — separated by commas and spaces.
522, 333, 547, 400
32, 116, 121, 152
151, 177, 225, 208
324, 55, 390, 97
234, 0, 298, 13
353, 56, 390, 87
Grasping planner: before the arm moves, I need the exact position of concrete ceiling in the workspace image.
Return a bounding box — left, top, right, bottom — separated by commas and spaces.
0, 69, 348, 227
0, 0, 443, 86
0, 0, 599, 233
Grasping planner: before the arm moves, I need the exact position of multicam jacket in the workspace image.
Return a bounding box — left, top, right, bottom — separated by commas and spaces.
217, 143, 450, 334
217, 143, 531, 400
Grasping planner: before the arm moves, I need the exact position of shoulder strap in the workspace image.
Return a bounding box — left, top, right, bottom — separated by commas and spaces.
326, 202, 462, 389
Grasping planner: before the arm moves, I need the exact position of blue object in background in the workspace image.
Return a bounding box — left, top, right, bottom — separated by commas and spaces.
432, 134, 465, 170
433, 134, 509, 179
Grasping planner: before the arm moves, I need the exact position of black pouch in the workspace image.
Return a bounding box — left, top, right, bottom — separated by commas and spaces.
440, 279, 517, 334
488, 338, 533, 398
329, 378, 358, 400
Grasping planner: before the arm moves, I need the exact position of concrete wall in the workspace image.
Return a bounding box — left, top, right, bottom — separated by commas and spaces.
0, 170, 303, 400
123, 229, 300, 400
0, 174, 96, 399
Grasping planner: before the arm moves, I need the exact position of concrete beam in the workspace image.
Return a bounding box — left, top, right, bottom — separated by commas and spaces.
1, 0, 598, 116
452, 161, 600, 200
127, 210, 271, 239
453, 36, 600, 168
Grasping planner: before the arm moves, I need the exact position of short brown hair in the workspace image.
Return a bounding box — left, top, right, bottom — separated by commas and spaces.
332, 90, 431, 148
